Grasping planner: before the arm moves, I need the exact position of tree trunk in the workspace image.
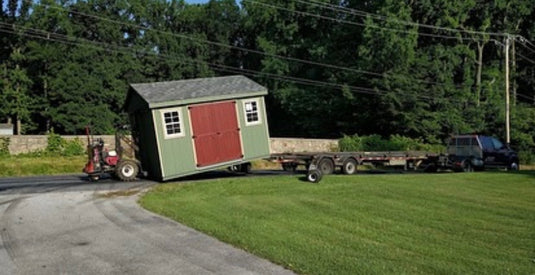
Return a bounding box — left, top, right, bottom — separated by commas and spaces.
16, 117, 21, 135
475, 42, 484, 107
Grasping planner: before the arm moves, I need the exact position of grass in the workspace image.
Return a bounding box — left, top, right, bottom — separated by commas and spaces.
140, 171, 535, 274
0, 155, 86, 177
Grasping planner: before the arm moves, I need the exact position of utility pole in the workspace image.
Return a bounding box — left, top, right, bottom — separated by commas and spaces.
505, 35, 511, 145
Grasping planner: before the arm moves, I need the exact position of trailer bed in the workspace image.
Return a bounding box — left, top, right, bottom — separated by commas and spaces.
268, 151, 437, 174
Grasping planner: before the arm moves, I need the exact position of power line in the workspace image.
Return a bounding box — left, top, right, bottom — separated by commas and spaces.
516, 52, 535, 65
243, 0, 480, 42
27, 0, 471, 89
0, 21, 473, 105
517, 93, 534, 102
298, 0, 510, 38
515, 37, 535, 56
517, 35, 535, 49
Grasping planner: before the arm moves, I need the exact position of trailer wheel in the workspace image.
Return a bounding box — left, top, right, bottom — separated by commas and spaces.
116, 160, 138, 181
306, 169, 323, 183
342, 158, 357, 175
282, 163, 297, 172
240, 162, 252, 174
318, 158, 335, 175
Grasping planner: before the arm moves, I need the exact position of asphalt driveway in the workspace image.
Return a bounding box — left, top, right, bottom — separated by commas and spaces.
0, 176, 293, 274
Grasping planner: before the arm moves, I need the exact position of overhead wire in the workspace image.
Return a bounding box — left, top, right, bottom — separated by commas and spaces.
26, 0, 472, 89
7, 1, 532, 104
0, 21, 474, 104
516, 52, 535, 65
298, 0, 511, 38
243, 0, 480, 42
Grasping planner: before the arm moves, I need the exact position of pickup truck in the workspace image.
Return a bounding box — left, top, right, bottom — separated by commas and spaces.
424, 135, 520, 172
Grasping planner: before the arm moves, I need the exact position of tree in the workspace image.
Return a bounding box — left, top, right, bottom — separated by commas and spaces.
1, 47, 33, 134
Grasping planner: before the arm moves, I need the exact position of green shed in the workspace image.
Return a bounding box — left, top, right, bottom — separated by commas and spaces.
124, 75, 271, 181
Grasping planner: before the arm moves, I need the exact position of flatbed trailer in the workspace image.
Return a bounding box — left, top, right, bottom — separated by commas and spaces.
268, 151, 437, 182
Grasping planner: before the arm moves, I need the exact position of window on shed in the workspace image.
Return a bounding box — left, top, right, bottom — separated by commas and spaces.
244, 99, 261, 125
161, 109, 184, 138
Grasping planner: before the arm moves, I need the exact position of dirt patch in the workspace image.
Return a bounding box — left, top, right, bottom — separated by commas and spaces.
96, 189, 141, 198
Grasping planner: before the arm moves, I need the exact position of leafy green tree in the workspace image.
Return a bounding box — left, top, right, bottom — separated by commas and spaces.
1, 47, 33, 134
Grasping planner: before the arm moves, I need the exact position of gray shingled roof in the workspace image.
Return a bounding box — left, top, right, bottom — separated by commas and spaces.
130, 75, 267, 105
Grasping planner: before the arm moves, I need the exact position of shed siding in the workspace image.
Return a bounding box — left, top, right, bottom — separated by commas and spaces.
238, 97, 271, 159
153, 108, 197, 178
126, 92, 149, 113
131, 111, 162, 179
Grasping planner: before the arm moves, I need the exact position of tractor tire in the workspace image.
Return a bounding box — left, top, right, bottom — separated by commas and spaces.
306, 169, 323, 183
342, 158, 357, 175
318, 158, 335, 175
116, 160, 139, 181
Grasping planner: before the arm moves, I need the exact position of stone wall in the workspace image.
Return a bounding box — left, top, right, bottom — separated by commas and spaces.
2, 135, 117, 155
269, 138, 338, 153
1, 135, 339, 155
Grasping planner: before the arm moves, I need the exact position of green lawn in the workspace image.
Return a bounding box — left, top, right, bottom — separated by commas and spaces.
140, 172, 535, 274
0, 155, 86, 177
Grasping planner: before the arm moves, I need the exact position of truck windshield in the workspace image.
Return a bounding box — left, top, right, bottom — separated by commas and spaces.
491, 138, 504, 150
479, 136, 494, 150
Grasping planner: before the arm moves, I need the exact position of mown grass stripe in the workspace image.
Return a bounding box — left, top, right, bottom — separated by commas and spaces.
140, 172, 535, 274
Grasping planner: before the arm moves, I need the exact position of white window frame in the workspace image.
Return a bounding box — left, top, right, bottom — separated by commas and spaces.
243, 99, 261, 126
160, 108, 185, 139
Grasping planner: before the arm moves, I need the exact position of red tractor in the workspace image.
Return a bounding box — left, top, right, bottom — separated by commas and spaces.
83, 127, 141, 181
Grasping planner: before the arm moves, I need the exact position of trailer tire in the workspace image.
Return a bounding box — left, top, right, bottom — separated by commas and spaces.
318, 158, 335, 175
282, 163, 297, 172
240, 162, 252, 174
342, 158, 357, 175
307, 169, 323, 183
116, 160, 138, 181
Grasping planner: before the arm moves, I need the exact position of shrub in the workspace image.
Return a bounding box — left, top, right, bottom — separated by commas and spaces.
63, 138, 85, 156
339, 134, 444, 153
339, 135, 363, 151
46, 132, 85, 157
0, 137, 10, 157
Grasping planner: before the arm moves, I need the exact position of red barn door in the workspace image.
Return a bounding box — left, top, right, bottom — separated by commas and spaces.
189, 101, 242, 167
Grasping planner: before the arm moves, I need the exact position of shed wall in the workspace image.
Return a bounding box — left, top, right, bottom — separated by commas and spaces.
131, 111, 162, 179
152, 107, 197, 179
149, 96, 270, 181
237, 97, 270, 159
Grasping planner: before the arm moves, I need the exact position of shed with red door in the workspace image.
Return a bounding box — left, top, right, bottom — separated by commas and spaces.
124, 75, 270, 181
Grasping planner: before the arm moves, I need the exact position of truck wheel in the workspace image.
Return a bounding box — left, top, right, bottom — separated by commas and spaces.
342, 158, 357, 175
507, 161, 519, 171
307, 169, 323, 183
318, 158, 335, 175
116, 160, 138, 181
